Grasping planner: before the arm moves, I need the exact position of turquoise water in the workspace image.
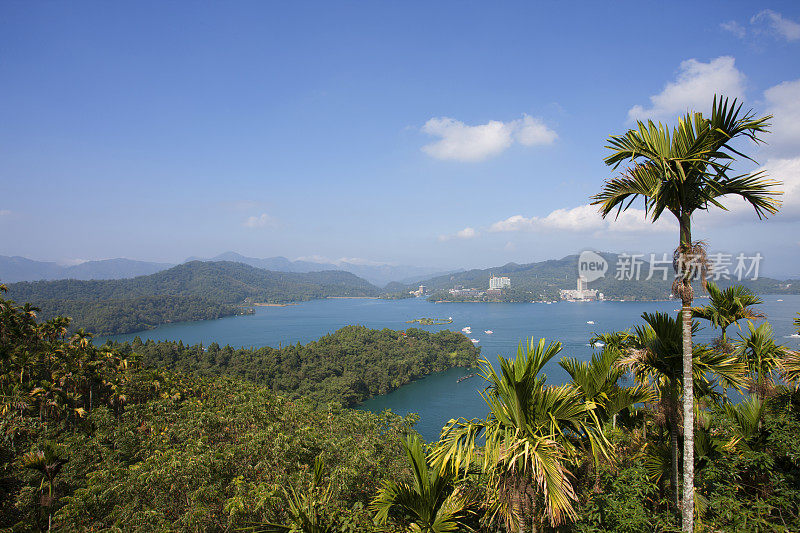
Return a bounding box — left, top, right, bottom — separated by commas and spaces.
100, 296, 800, 441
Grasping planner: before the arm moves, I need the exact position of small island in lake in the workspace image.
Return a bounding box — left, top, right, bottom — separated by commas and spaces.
406, 317, 454, 325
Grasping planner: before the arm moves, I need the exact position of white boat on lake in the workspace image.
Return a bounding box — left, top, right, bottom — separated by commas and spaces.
470, 338, 479, 343
484, 330, 493, 334
586, 321, 595, 325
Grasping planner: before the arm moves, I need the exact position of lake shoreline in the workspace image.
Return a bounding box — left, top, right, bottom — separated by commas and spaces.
243, 302, 297, 307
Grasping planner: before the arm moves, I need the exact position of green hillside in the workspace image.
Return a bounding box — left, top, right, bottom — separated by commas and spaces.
386, 253, 800, 301
4, 261, 381, 334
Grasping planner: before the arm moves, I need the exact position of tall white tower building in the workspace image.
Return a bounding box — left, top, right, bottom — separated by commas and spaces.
489, 275, 511, 289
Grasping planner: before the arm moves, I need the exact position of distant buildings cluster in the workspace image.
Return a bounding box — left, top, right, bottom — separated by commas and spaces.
559, 277, 603, 301
446, 275, 511, 299
410, 284, 427, 297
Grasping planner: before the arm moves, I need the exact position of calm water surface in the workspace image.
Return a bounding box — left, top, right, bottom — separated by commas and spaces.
100, 296, 800, 441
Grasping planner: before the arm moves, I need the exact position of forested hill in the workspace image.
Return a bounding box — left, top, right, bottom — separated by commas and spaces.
4, 261, 381, 334
386, 253, 800, 301
108, 325, 480, 408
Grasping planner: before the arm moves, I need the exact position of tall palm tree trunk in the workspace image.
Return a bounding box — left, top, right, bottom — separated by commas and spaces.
679, 218, 695, 533
721, 326, 729, 402
670, 416, 680, 508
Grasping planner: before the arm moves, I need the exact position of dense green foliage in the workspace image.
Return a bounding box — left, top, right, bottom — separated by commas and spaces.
28, 295, 251, 336
4, 261, 380, 334
378, 291, 415, 300
107, 326, 480, 408
0, 287, 416, 531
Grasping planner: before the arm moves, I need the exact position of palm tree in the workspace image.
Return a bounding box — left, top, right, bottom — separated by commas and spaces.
691, 283, 764, 347
254, 455, 335, 533
592, 96, 781, 532
22, 441, 68, 532
779, 314, 800, 386
430, 338, 608, 531
560, 343, 655, 429
692, 283, 764, 400
780, 350, 800, 387
735, 321, 793, 399
611, 312, 744, 510
371, 434, 478, 532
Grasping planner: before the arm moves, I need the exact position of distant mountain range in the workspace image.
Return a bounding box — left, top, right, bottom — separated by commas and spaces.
1, 252, 450, 287
0, 255, 175, 283
185, 252, 454, 287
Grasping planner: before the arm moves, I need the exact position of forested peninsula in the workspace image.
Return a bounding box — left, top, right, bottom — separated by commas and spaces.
107, 326, 480, 407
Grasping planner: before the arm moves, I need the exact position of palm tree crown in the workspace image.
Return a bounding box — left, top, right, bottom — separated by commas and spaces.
593, 96, 781, 227
430, 338, 609, 530
371, 434, 476, 532
691, 283, 764, 342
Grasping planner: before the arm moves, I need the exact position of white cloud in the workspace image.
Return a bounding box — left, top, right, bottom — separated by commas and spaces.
295, 254, 334, 264
438, 226, 478, 241
751, 10, 800, 41
627, 56, 745, 122
57, 258, 87, 266
761, 157, 800, 218
336, 257, 391, 266
243, 213, 277, 228
515, 115, 558, 146
763, 78, 800, 157
421, 114, 556, 162
489, 204, 676, 234
295, 255, 392, 267
720, 20, 746, 38
0, 209, 10, 216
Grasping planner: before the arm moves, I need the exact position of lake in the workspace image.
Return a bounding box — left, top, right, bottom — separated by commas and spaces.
99, 296, 800, 441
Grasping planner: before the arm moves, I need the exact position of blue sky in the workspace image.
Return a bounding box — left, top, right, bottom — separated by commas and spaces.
1, 1, 799, 276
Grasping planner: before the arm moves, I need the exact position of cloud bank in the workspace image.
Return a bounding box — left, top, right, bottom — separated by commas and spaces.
243, 213, 277, 228
627, 56, 745, 122
721, 10, 800, 42
438, 226, 477, 241
751, 10, 800, 41
421, 114, 556, 162
489, 204, 676, 234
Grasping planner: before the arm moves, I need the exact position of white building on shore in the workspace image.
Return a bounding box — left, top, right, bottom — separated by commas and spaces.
489, 275, 511, 290
559, 277, 598, 301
